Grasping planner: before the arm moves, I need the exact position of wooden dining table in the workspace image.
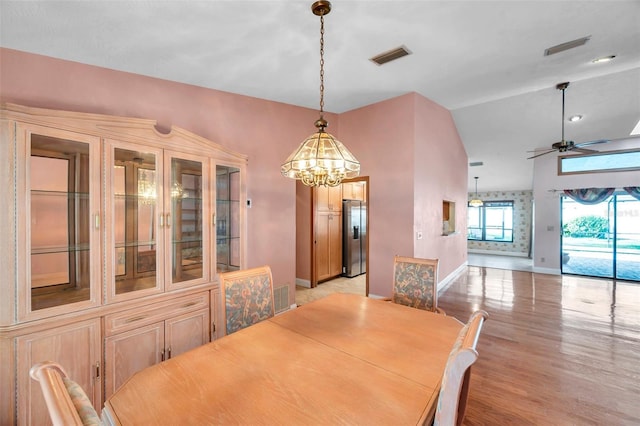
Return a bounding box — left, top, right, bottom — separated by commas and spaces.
102, 293, 463, 425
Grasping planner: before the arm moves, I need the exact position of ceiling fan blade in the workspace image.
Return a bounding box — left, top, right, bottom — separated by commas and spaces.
575, 139, 609, 148
572, 147, 599, 154
527, 149, 556, 159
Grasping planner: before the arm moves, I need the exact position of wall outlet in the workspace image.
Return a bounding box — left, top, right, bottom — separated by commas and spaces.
540, 257, 545, 263
247, 199, 252, 208
416, 231, 423, 240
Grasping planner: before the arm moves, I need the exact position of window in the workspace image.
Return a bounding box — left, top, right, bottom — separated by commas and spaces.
559, 149, 640, 175
468, 201, 514, 242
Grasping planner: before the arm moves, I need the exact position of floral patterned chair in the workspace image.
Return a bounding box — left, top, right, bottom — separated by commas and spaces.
433, 310, 489, 426
29, 361, 102, 426
220, 265, 275, 335
392, 255, 445, 314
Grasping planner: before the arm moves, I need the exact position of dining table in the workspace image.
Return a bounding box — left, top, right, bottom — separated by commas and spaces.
102, 292, 463, 425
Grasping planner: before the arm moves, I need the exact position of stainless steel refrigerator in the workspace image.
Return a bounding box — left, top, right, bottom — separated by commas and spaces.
342, 199, 367, 278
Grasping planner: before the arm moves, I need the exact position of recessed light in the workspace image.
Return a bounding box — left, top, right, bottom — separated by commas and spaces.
568, 115, 583, 122
592, 55, 616, 64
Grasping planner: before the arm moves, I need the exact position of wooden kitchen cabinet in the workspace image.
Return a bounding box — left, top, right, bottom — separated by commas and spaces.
342, 181, 365, 201
315, 211, 342, 282
0, 103, 245, 424
316, 184, 343, 212
313, 185, 343, 284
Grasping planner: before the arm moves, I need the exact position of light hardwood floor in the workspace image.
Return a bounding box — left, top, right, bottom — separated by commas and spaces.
439, 266, 640, 425
295, 264, 640, 424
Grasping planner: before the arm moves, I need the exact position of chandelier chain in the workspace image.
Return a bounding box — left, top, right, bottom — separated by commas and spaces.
319, 13, 325, 114
561, 85, 565, 142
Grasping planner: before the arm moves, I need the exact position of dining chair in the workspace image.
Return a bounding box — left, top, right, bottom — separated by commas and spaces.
433, 310, 489, 426
219, 265, 275, 335
29, 361, 102, 426
392, 255, 445, 314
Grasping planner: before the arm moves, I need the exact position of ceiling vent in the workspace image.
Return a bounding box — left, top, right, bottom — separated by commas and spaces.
370, 45, 412, 66
544, 36, 591, 56
469, 161, 484, 167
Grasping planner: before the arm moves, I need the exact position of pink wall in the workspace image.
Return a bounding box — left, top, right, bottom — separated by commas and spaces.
412, 94, 469, 280
338, 93, 468, 296
0, 47, 341, 298
2, 48, 469, 301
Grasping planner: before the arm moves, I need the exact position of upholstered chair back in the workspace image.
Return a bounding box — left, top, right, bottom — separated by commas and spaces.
392, 256, 441, 313
220, 265, 275, 335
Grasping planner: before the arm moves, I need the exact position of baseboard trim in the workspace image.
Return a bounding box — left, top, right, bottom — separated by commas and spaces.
468, 249, 530, 258
295, 278, 311, 288
532, 266, 561, 275
438, 262, 467, 294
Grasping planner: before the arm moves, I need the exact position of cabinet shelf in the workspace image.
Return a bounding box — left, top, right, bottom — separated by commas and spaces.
216, 236, 240, 242
114, 193, 158, 203
31, 244, 91, 255
171, 237, 203, 245
113, 241, 157, 249
31, 189, 90, 199
173, 196, 202, 202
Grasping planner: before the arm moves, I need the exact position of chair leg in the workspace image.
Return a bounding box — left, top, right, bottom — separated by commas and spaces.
456, 369, 472, 426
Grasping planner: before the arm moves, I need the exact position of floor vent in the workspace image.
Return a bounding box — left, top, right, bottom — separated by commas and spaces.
274, 286, 290, 313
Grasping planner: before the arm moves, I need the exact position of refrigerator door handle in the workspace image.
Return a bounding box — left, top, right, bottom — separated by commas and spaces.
353, 225, 359, 239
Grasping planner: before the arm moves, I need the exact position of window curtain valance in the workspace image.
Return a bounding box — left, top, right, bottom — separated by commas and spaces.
563, 188, 615, 205
623, 186, 640, 201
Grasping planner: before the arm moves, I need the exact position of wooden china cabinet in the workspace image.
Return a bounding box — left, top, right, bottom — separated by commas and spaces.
0, 104, 247, 425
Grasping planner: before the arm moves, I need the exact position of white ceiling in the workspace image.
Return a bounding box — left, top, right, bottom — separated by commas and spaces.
1, 0, 639, 191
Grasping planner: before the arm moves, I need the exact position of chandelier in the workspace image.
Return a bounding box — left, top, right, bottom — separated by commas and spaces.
138, 169, 157, 205
469, 176, 484, 207
281, 0, 360, 187
137, 168, 186, 203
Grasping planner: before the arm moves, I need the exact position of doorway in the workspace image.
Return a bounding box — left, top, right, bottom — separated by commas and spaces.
561, 192, 640, 281
310, 177, 369, 296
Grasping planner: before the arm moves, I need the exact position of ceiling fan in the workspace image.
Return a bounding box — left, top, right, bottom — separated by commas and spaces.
527, 82, 609, 159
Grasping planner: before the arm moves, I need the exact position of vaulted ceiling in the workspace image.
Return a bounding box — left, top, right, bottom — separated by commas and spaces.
2, 1, 639, 191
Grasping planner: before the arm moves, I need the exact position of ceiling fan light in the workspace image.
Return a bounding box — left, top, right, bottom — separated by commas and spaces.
592, 55, 616, 64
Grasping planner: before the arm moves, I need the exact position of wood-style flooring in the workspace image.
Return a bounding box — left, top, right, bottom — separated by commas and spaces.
439, 266, 640, 425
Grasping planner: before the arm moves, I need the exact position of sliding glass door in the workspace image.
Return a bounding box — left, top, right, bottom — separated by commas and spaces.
616, 194, 640, 281
561, 192, 640, 282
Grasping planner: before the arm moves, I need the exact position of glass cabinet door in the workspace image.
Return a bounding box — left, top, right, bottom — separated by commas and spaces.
105, 142, 164, 301
166, 153, 209, 288
216, 165, 241, 273
24, 128, 101, 317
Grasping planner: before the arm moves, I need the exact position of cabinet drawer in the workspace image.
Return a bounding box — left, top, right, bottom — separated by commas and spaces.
104, 292, 209, 336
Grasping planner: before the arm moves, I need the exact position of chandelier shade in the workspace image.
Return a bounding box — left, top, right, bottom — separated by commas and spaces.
469, 176, 483, 207
468, 197, 484, 207
281, 119, 360, 187
281, 0, 360, 187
